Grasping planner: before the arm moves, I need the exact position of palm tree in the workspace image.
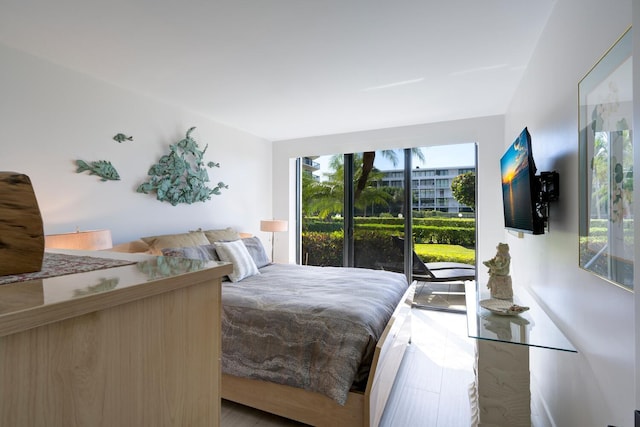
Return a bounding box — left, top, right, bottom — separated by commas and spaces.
303, 154, 392, 219
355, 149, 426, 201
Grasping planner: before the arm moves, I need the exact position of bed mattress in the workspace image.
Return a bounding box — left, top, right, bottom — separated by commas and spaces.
221, 263, 408, 405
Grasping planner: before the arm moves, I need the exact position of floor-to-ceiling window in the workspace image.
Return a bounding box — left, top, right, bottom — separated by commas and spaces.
299, 143, 477, 279
352, 150, 407, 272
300, 154, 344, 266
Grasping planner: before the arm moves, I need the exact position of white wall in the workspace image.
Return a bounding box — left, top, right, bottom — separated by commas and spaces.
635, 0, 640, 416
503, 0, 635, 426
1, 43, 272, 246
272, 115, 505, 279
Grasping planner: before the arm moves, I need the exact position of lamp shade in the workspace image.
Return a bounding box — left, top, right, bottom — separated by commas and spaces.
260, 220, 288, 233
45, 229, 113, 251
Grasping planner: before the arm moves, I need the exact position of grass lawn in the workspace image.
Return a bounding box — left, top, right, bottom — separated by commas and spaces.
414, 243, 475, 264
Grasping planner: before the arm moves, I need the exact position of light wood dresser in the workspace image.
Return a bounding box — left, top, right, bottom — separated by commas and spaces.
0, 250, 232, 427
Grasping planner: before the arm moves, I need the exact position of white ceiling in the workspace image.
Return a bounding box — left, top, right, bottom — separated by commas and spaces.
0, 0, 556, 141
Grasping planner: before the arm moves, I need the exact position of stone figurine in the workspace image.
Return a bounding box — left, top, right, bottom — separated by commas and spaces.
483, 242, 513, 299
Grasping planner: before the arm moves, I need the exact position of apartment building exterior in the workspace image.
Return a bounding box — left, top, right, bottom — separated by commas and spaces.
303, 155, 474, 214
377, 166, 475, 213
302, 156, 320, 181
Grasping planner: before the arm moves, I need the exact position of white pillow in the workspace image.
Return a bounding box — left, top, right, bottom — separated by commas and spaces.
214, 240, 260, 282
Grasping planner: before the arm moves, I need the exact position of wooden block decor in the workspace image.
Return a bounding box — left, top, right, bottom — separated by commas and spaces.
0, 172, 44, 276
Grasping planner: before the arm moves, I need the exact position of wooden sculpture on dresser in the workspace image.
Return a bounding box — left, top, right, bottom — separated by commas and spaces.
0, 172, 44, 275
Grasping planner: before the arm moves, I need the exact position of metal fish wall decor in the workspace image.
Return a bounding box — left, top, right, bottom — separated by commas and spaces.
75, 160, 121, 182
113, 133, 133, 143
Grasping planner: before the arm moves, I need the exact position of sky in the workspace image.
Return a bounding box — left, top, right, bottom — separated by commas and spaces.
315, 142, 476, 179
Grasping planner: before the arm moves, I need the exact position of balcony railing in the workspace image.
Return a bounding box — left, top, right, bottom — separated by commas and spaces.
302, 158, 320, 169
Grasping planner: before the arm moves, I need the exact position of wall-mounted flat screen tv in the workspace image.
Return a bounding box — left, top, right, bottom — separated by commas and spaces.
500, 127, 545, 235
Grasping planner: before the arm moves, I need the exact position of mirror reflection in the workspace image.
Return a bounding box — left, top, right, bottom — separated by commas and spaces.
578, 27, 633, 291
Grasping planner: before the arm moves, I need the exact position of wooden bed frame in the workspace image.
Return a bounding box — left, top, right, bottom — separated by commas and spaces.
222, 281, 416, 427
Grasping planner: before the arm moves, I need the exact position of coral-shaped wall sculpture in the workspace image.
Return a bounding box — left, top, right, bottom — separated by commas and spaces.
136, 127, 227, 205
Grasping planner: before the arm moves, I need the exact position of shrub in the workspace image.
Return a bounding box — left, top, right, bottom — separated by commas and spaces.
301, 232, 343, 266
354, 230, 403, 270
413, 226, 475, 246
303, 216, 476, 247
302, 229, 475, 270
301, 230, 403, 269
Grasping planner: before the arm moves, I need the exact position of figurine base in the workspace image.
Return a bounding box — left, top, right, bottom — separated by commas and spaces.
487, 275, 513, 300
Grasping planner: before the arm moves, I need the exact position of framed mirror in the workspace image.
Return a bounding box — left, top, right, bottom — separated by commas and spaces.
578, 27, 633, 291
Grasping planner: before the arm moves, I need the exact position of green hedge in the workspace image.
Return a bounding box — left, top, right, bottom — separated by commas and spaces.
586, 227, 607, 237
302, 230, 403, 268
587, 219, 634, 231
301, 230, 473, 269
301, 231, 343, 266
353, 217, 475, 227
302, 221, 344, 233
413, 226, 475, 246
584, 224, 634, 239
305, 217, 475, 228
303, 217, 476, 247
354, 230, 405, 270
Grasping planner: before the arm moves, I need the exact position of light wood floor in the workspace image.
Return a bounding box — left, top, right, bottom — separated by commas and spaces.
221, 308, 475, 427
413, 281, 467, 313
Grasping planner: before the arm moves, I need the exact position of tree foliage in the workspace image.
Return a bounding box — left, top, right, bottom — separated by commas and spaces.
355, 149, 425, 200
590, 130, 633, 222
451, 171, 475, 211
302, 153, 392, 219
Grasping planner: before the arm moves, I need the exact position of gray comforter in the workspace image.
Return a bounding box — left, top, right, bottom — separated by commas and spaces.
221, 263, 408, 405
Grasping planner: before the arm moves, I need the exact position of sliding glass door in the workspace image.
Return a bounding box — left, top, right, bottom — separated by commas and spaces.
299, 144, 477, 280
353, 150, 407, 273
300, 155, 344, 266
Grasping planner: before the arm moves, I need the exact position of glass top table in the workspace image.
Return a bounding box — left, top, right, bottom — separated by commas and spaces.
465, 281, 577, 353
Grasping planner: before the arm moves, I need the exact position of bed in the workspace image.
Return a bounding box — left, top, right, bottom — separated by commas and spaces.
220, 263, 414, 427
113, 231, 415, 427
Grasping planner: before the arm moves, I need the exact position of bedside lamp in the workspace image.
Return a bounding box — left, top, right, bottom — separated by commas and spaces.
45, 229, 113, 251
260, 220, 288, 262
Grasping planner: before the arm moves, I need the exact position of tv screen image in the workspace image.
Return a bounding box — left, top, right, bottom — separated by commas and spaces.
500, 127, 545, 234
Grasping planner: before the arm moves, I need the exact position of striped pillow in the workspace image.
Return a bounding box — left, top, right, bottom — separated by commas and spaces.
214, 239, 260, 282
161, 244, 220, 262
241, 237, 270, 268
